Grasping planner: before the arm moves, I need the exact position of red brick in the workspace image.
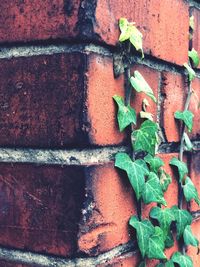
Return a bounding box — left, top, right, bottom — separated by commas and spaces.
191, 8, 200, 69
94, 0, 189, 65
189, 77, 200, 140
189, 152, 200, 212
187, 220, 200, 267
78, 163, 136, 256
0, 163, 85, 256
0, 52, 88, 148
161, 71, 187, 142
0, 0, 81, 43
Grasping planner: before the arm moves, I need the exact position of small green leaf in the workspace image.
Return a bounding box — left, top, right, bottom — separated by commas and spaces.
140, 111, 154, 121
119, 18, 128, 32
142, 172, 167, 206
184, 63, 196, 81
183, 225, 199, 247
115, 153, 149, 200
189, 48, 200, 68
132, 120, 158, 156
129, 216, 154, 258
150, 207, 175, 241
169, 157, 188, 182
129, 26, 143, 53
172, 252, 193, 267
144, 154, 164, 173
113, 95, 136, 132
184, 132, 193, 151
146, 227, 167, 260
119, 18, 132, 42
183, 177, 200, 205
159, 169, 172, 192
130, 71, 157, 102
172, 205, 193, 239
174, 110, 194, 132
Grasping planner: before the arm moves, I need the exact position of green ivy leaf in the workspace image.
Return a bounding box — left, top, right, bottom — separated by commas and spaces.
115, 153, 149, 200
183, 225, 199, 247
169, 157, 188, 182
146, 227, 167, 260
183, 177, 200, 205
172, 252, 193, 267
172, 205, 193, 239
132, 120, 158, 156
130, 71, 157, 102
129, 216, 154, 258
142, 172, 167, 206
174, 110, 194, 132
184, 132, 193, 151
144, 154, 164, 173
140, 111, 154, 121
129, 26, 143, 55
189, 48, 200, 68
183, 63, 196, 81
113, 95, 136, 132
150, 207, 175, 241
159, 169, 172, 192
119, 18, 132, 41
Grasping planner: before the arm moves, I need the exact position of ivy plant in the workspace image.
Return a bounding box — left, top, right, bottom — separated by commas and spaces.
113, 17, 200, 266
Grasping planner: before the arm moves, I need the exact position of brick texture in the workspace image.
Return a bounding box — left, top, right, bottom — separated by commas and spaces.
191, 8, 200, 69
0, 163, 85, 256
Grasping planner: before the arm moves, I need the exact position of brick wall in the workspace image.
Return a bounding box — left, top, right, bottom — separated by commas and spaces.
0, 0, 199, 266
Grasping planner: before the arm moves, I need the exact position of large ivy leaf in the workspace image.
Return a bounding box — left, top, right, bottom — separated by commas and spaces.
115, 153, 149, 200
174, 110, 194, 132
119, 18, 144, 57
183, 225, 199, 247
132, 120, 158, 156
183, 177, 200, 205
169, 157, 188, 182
142, 172, 167, 206
189, 48, 200, 68
172, 252, 193, 267
150, 207, 175, 241
146, 227, 167, 260
113, 95, 136, 132
130, 71, 157, 102
184, 63, 196, 82
159, 169, 172, 192
144, 154, 164, 173
129, 216, 154, 258
172, 206, 193, 239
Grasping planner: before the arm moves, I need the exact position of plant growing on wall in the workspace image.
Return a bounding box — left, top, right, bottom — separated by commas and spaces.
113, 17, 200, 266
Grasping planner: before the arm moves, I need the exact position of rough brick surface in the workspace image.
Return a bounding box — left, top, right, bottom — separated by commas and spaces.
94, 0, 189, 64
78, 163, 136, 256
161, 71, 186, 142
0, 163, 85, 256
0, 52, 88, 148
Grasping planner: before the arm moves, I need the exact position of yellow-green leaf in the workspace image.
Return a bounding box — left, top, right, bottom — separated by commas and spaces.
189, 48, 200, 68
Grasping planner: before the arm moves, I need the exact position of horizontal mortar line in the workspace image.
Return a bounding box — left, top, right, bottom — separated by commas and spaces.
0, 146, 128, 166
0, 140, 199, 166
0, 43, 112, 59
0, 241, 135, 267
0, 42, 199, 79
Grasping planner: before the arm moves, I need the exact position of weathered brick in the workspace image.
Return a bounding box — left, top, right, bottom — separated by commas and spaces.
94, 0, 189, 64
161, 71, 186, 142
78, 163, 136, 256
189, 77, 200, 140
191, 8, 200, 69
0, 163, 85, 256
0, 1, 189, 65
189, 152, 200, 212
